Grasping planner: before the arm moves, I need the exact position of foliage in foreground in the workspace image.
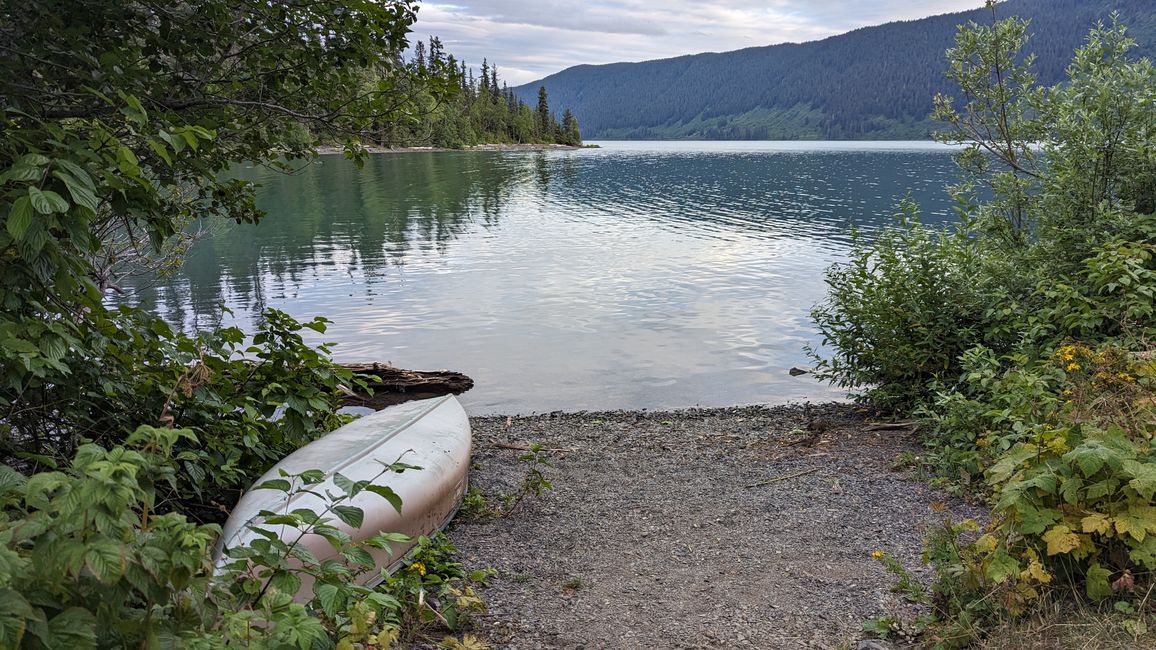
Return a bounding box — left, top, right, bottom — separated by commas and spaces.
0, 2, 494, 647
811, 8, 1156, 647
0, 426, 488, 648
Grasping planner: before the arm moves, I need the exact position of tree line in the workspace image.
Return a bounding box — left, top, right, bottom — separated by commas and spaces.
370, 37, 582, 148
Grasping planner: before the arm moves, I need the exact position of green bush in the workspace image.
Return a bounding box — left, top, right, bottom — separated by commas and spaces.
0, 427, 487, 649
813, 9, 1156, 643
0, 3, 487, 646
1, 306, 365, 523
810, 202, 998, 412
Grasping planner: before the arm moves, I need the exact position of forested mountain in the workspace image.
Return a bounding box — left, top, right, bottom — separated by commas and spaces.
513, 0, 1155, 140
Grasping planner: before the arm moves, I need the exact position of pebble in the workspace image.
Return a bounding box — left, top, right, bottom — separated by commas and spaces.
445, 404, 984, 649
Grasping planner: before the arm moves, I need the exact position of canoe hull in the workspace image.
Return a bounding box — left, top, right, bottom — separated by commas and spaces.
214, 395, 471, 595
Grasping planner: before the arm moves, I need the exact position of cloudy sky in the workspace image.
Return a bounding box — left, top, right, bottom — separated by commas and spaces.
409, 1, 986, 86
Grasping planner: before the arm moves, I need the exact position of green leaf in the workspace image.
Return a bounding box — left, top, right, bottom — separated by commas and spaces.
46, 608, 96, 649
1123, 460, 1156, 501
1129, 536, 1156, 570
1059, 475, 1083, 505
332, 473, 355, 494
259, 515, 303, 527
362, 531, 410, 551
18, 153, 49, 167
1085, 477, 1119, 500
84, 539, 125, 583
341, 546, 375, 568
986, 549, 1020, 583
987, 444, 1036, 484
332, 505, 364, 528
116, 146, 140, 175
313, 526, 351, 552
1, 164, 44, 182
27, 187, 68, 214
6, 196, 33, 239
1063, 440, 1125, 478
269, 570, 302, 597
119, 93, 148, 125
24, 472, 67, 509
35, 187, 67, 212
288, 544, 320, 567
1016, 501, 1061, 535
299, 469, 326, 485
313, 582, 343, 619
365, 484, 403, 514
365, 591, 400, 610
1086, 564, 1113, 600
52, 171, 100, 214
255, 479, 292, 492
53, 159, 95, 188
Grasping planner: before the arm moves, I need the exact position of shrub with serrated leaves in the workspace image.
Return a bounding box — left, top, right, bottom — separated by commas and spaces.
0, 0, 447, 519
2, 305, 367, 524
961, 345, 1155, 592
0, 426, 484, 649
813, 10, 1156, 643
812, 17, 1154, 416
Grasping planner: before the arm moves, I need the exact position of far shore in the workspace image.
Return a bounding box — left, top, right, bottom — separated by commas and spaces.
313, 143, 589, 155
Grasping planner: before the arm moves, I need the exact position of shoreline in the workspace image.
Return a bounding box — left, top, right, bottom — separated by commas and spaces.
449, 402, 983, 648
313, 143, 586, 155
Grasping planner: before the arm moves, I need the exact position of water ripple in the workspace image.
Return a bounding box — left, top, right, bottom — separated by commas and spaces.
123, 141, 961, 414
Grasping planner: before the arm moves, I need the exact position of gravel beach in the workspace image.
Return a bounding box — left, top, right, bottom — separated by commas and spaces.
445, 403, 984, 650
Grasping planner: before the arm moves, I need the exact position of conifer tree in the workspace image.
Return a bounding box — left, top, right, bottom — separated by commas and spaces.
536, 86, 551, 139
561, 108, 582, 145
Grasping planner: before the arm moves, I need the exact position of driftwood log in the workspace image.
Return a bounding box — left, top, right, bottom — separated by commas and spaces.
339, 363, 474, 410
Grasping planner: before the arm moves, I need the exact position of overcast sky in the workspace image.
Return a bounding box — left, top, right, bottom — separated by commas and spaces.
409, 1, 986, 86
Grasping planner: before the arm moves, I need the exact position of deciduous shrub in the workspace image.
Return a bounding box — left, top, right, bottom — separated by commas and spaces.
0, 427, 488, 649
813, 8, 1156, 643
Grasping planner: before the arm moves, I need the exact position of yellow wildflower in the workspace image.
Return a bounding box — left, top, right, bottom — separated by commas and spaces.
1066, 362, 1081, 372
1117, 373, 1135, 382
409, 562, 427, 576
871, 550, 885, 559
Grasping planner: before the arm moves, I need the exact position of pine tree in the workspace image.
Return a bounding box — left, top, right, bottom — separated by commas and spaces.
413, 41, 426, 71
561, 108, 582, 145
536, 86, 550, 140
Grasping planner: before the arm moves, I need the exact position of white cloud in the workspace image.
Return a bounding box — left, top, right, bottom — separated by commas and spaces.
410, 1, 984, 85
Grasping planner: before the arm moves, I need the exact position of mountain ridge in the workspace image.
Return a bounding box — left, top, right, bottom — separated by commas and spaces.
513, 0, 1155, 140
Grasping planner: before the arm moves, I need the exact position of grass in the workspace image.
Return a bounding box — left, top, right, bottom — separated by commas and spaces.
974, 592, 1156, 650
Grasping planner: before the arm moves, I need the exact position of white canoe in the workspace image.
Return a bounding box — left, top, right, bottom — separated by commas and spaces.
213, 394, 471, 595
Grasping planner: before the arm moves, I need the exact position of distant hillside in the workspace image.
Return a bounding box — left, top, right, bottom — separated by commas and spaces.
514, 0, 1155, 140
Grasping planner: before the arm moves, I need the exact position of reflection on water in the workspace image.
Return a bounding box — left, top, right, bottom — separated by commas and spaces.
123, 141, 961, 414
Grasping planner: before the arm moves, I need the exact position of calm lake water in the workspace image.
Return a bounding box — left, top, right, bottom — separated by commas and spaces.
126, 141, 962, 414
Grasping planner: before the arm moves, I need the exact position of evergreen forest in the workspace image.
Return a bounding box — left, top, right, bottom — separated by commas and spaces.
368, 37, 582, 148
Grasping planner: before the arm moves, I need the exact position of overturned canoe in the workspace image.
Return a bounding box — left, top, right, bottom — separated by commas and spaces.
213, 395, 471, 594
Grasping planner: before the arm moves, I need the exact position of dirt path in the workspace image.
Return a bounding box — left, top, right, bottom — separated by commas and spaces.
446, 403, 984, 649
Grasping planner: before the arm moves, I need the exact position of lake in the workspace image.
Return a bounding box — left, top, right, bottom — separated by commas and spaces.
124, 141, 962, 414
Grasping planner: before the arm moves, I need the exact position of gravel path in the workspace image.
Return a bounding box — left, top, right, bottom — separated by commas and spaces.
446, 403, 984, 649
